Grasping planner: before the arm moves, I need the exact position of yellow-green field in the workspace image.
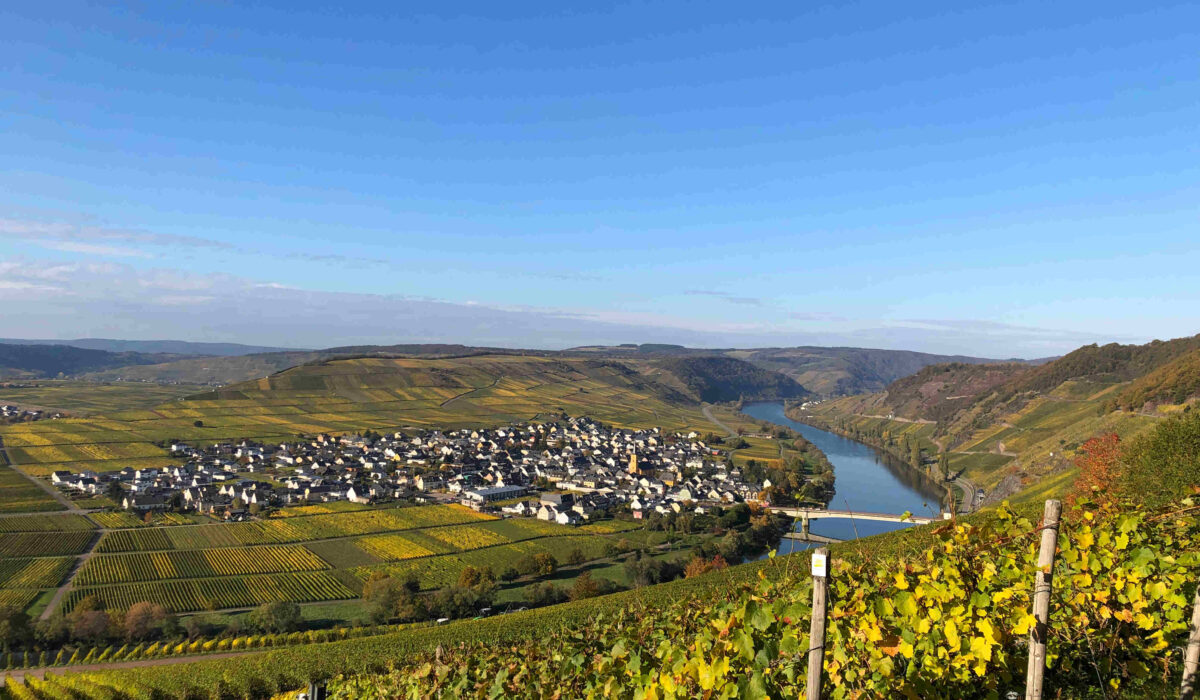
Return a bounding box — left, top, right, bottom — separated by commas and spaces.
0, 380, 207, 415
0, 355, 744, 483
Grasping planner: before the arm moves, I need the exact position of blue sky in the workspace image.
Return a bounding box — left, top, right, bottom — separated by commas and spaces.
1, 1, 1198, 356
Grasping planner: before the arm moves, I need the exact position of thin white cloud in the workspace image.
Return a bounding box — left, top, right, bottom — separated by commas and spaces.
39, 241, 154, 258
0, 253, 1160, 357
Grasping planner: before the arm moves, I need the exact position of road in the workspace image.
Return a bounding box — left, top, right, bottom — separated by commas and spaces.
950, 474, 980, 514
702, 405, 736, 437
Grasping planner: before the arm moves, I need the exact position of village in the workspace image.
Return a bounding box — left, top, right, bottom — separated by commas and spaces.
51, 417, 777, 523
0, 404, 63, 423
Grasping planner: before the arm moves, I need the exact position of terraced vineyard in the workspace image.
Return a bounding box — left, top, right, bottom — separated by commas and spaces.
0, 514, 95, 532
0, 531, 95, 558
95, 504, 493, 552
74, 545, 329, 585
63, 570, 358, 613
39, 503, 642, 615
0, 557, 73, 588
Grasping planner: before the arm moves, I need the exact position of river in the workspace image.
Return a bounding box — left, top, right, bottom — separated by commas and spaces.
739, 402, 946, 554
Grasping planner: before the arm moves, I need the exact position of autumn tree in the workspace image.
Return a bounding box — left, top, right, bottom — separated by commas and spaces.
124, 601, 169, 641
684, 554, 729, 579
1069, 432, 1121, 504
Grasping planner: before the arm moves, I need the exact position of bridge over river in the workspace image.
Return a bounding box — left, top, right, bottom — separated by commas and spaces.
770, 507, 943, 525
770, 507, 948, 545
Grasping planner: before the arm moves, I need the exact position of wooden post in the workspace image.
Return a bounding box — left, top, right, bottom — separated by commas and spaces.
1024, 499, 1062, 700
807, 547, 830, 700
1181, 584, 1200, 700
306, 681, 328, 700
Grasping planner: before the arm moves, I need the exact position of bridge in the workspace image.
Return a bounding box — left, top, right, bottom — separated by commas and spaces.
770, 507, 943, 526
781, 531, 844, 544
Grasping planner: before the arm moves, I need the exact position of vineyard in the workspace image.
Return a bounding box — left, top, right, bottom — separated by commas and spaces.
74, 545, 329, 585
0, 531, 94, 558
0, 465, 64, 513
63, 570, 359, 613
86, 511, 196, 529
0, 558, 72, 589
321, 497, 1198, 699
0, 515, 95, 533
4, 496, 1183, 699
94, 504, 493, 552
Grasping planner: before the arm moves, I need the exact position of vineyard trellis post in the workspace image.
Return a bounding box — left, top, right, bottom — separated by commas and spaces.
1025, 499, 1062, 700
1180, 582, 1200, 700
807, 547, 830, 700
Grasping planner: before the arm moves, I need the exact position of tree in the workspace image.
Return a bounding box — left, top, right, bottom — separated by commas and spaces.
910, 442, 922, 469
0, 607, 32, 653
124, 602, 168, 641
401, 573, 420, 594
1116, 411, 1200, 505
531, 553, 557, 577
456, 566, 496, 594
71, 611, 111, 643
568, 572, 619, 601
566, 548, 587, 566
248, 601, 302, 634
362, 573, 403, 624
684, 554, 729, 579
524, 582, 567, 607
1069, 432, 1122, 504
937, 451, 950, 481
104, 480, 124, 503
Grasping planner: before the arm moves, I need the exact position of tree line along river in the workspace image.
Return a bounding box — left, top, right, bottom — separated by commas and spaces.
738, 402, 945, 554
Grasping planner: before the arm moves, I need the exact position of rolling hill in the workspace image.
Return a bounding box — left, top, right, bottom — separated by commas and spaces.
72, 341, 1004, 396
796, 333, 1200, 502
0, 343, 194, 379
0, 338, 300, 356
0, 354, 754, 478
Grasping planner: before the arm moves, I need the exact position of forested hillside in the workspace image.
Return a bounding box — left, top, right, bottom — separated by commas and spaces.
1108, 347, 1200, 411
646, 356, 811, 402
0, 344, 191, 379
729, 346, 1017, 396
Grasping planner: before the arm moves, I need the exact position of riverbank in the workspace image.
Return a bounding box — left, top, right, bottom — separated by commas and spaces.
739, 402, 946, 549
778, 402, 973, 512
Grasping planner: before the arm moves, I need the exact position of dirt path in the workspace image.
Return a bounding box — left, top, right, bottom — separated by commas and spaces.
39, 530, 104, 621
440, 376, 502, 408
856, 413, 936, 425
702, 405, 736, 437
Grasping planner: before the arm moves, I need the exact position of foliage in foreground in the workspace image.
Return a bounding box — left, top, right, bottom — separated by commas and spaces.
330, 497, 1197, 699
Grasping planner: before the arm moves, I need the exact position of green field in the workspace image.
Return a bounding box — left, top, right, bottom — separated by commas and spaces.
0, 502, 662, 617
